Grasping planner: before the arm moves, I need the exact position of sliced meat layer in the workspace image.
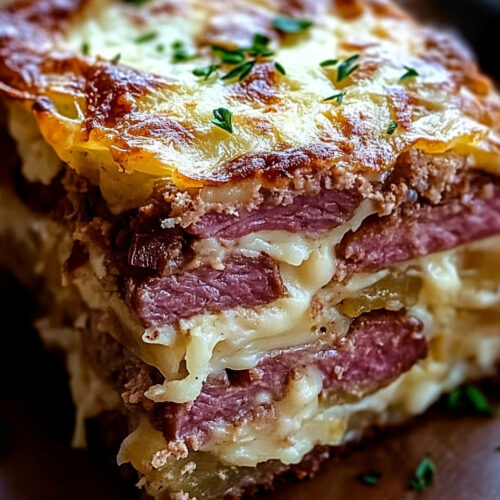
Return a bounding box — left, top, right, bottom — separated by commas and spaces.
189, 189, 361, 239
130, 255, 285, 327
158, 310, 426, 447
337, 174, 500, 278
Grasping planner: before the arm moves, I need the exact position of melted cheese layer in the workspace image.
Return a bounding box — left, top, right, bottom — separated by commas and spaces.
130, 238, 500, 471
144, 200, 375, 403
118, 284, 500, 498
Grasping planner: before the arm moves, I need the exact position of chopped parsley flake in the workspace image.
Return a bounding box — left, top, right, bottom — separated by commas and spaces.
337, 54, 360, 82
248, 34, 274, 57
213, 35, 276, 83
111, 53, 121, 64
274, 61, 286, 75
193, 64, 219, 80
124, 0, 147, 5
320, 59, 339, 68
156, 43, 165, 53
400, 65, 420, 81
447, 385, 496, 416
209, 33, 278, 82
409, 456, 436, 492
272, 16, 313, 34
171, 40, 197, 63
211, 107, 233, 134
211, 45, 246, 65
134, 31, 158, 44
81, 41, 90, 55
358, 471, 381, 486
252, 33, 270, 46
323, 91, 346, 104
387, 120, 398, 135
221, 60, 256, 81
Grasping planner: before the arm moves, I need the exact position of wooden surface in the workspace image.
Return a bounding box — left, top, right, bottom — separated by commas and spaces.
272, 393, 500, 500
2, 1, 500, 499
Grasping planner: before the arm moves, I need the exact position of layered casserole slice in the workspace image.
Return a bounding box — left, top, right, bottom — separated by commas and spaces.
1, 0, 500, 498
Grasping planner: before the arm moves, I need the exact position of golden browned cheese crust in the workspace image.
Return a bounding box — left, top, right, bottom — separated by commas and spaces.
1, 0, 500, 212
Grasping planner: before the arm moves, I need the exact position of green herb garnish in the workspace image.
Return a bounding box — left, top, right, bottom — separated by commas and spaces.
211, 107, 233, 133
409, 456, 436, 492
156, 43, 165, 53
320, 59, 339, 68
124, 0, 147, 5
323, 91, 345, 104
272, 16, 313, 34
171, 40, 197, 63
400, 65, 419, 81
134, 31, 158, 44
337, 54, 360, 82
221, 60, 256, 81
193, 64, 219, 80
211, 45, 246, 65
111, 53, 121, 64
358, 471, 381, 486
274, 61, 286, 75
81, 41, 90, 55
447, 385, 496, 416
387, 120, 398, 135
247, 34, 274, 57
211, 34, 275, 83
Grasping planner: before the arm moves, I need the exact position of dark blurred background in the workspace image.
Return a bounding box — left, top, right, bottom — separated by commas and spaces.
401, 0, 500, 80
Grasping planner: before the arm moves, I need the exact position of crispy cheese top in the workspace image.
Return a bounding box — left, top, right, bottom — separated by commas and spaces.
1, 0, 500, 210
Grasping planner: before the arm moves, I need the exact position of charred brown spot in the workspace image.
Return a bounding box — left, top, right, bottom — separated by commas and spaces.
337, 108, 395, 170
230, 62, 280, 105
389, 88, 416, 130
202, 142, 351, 185
125, 112, 196, 145
2, 0, 87, 31
278, 0, 329, 16
0, 0, 89, 99
84, 63, 170, 133
334, 0, 365, 19
149, 0, 184, 16
366, 0, 407, 18
199, 6, 272, 47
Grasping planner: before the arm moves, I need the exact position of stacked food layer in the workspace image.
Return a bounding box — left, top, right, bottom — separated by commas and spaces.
1, 0, 500, 498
